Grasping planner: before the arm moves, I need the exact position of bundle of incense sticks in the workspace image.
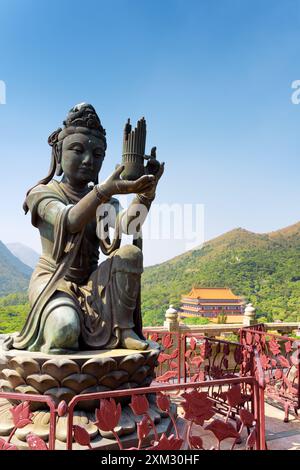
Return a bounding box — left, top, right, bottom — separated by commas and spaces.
122, 117, 146, 158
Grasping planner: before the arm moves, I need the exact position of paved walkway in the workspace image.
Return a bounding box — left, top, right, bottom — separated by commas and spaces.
176, 399, 300, 450
265, 402, 300, 450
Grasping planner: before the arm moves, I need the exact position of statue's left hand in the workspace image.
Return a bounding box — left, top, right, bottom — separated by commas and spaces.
98, 165, 156, 198
141, 147, 165, 200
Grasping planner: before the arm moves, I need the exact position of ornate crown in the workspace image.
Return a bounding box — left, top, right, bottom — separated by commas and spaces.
48, 103, 106, 147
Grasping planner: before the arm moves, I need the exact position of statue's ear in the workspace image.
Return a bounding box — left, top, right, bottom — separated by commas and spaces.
55, 163, 63, 176
54, 143, 63, 176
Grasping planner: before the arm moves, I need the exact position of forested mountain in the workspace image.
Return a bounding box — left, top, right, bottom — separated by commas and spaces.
6, 243, 39, 270
0, 241, 32, 296
141, 222, 300, 326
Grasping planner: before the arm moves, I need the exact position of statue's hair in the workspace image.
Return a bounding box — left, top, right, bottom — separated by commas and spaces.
23, 104, 106, 214
64, 103, 106, 139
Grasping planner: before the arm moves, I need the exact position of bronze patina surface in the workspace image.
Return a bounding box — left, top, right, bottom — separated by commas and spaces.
4, 103, 164, 355
0, 104, 165, 448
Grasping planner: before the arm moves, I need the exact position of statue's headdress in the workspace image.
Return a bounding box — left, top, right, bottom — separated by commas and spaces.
48, 102, 106, 148
23, 103, 106, 213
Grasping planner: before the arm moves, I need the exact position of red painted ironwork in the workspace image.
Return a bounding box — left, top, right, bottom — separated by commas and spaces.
0, 392, 57, 450
183, 334, 246, 382
240, 327, 300, 422
66, 376, 265, 450
181, 334, 256, 421
0, 329, 269, 450
0, 371, 266, 450
143, 329, 181, 383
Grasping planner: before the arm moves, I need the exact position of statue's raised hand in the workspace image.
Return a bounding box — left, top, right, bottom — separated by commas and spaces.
140, 147, 165, 201
98, 164, 155, 198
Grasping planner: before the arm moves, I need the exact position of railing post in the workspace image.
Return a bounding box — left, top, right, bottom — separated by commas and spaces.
259, 384, 266, 450
182, 333, 187, 383
243, 303, 256, 327
66, 402, 74, 450
164, 305, 179, 331
298, 345, 300, 411
177, 331, 182, 384
254, 380, 266, 450
253, 379, 260, 449
239, 327, 243, 345
253, 372, 266, 449
48, 404, 57, 450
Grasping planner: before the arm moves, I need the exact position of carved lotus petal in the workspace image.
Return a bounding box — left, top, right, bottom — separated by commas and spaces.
99, 370, 129, 388
117, 381, 138, 391
144, 350, 160, 368
130, 366, 150, 384
0, 354, 8, 369
81, 357, 116, 378
117, 410, 136, 436
81, 385, 110, 394
0, 381, 18, 407
78, 385, 110, 411
146, 405, 161, 424
56, 411, 98, 443
44, 387, 75, 405
0, 402, 14, 435
9, 357, 40, 378
0, 379, 13, 391
42, 358, 79, 382
15, 411, 50, 442
119, 354, 145, 373
14, 385, 41, 410
62, 374, 97, 393
15, 384, 39, 395
26, 374, 59, 394
0, 369, 25, 388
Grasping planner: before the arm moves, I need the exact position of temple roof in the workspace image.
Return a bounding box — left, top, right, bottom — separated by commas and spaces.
182, 287, 242, 300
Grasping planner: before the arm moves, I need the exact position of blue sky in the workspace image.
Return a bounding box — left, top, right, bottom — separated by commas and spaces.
0, 0, 300, 265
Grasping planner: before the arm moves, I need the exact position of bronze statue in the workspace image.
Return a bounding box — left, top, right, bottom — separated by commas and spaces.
6, 103, 164, 354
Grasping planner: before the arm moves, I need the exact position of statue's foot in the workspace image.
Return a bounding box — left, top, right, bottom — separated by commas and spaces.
120, 329, 149, 350
145, 339, 162, 351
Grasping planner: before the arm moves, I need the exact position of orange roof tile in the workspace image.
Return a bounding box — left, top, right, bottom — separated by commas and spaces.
183, 287, 242, 300
182, 302, 243, 306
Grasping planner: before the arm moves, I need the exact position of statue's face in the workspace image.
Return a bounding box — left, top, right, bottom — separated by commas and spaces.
61, 132, 105, 185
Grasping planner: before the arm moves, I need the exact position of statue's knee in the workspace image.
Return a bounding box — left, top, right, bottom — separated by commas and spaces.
115, 245, 143, 268
43, 307, 80, 349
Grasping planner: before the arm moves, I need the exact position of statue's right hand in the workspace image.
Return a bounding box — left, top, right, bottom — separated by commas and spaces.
97, 165, 155, 197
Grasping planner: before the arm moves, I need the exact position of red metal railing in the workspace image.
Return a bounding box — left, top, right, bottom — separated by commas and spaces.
182, 334, 246, 382
240, 327, 300, 422
143, 329, 182, 383
0, 377, 265, 450
0, 329, 269, 450
0, 392, 57, 450
66, 377, 265, 450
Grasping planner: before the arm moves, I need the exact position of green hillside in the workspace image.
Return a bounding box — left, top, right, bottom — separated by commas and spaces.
0, 292, 30, 333
141, 222, 300, 326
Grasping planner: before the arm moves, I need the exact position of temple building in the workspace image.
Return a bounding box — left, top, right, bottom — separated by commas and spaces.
180, 287, 245, 323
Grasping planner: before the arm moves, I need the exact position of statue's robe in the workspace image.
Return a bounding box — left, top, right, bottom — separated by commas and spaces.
9, 180, 144, 352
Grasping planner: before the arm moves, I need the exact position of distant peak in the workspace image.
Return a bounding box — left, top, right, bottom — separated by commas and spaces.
5, 242, 39, 270
267, 221, 300, 239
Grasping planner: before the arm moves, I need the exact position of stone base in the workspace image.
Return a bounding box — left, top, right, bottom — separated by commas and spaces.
0, 345, 160, 411
0, 397, 176, 450
0, 340, 169, 449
